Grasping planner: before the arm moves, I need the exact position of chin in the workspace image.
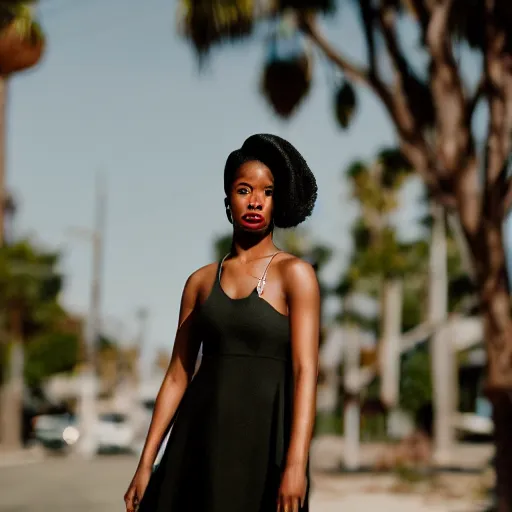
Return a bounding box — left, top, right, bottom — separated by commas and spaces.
236, 223, 270, 235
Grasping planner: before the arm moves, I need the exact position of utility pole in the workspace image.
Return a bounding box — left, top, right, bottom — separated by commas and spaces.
71, 174, 107, 459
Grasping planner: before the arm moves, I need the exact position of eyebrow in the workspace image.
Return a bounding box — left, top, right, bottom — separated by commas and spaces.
235, 182, 274, 188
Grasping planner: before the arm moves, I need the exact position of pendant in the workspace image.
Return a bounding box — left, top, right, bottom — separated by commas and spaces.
256, 278, 265, 297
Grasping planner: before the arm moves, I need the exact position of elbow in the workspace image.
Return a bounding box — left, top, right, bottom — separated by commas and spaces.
293, 363, 318, 384
162, 369, 190, 395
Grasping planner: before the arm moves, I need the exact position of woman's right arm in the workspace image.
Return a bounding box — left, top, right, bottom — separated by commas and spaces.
135, 271, 203, 471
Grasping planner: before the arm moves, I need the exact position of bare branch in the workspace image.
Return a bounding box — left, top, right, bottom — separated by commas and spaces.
503, 175, 512, 216
425, 0, 481, 235
302, 16, 371, 85
303, 12, 449, 205
406, 0, 432, 37
358, 0, 378, 74
483, 2, 512, 209
427, 0, 472, 170
377, 5, 409, 80
376, 4, 418, 135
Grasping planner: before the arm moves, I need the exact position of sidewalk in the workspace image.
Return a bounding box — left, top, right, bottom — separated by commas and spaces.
0, 453, 490, 512
311, 435, 494, 472
0, 444, 45, 468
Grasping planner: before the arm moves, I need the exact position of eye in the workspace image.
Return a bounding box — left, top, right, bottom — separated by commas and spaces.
265, 189, 273, 197
237, 187, 249, 195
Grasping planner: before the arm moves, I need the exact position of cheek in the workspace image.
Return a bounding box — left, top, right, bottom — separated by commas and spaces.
230, 194, 246, 212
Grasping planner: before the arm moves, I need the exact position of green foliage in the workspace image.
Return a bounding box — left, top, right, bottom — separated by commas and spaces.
0, 238, 79, 387
178, 0, 255, 58
0, 240, 64, 338
24, 332, 79, 387
399, 346, 432, 416
339, 147, 424, 305
0, 1, 44, 41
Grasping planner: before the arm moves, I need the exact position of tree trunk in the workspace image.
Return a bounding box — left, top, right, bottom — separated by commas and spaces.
379, 279, 403, 439
0, 74, 6, 246
429, 202, 456, 466
0, 308, 24, 451
467, 211, 512, 511
379, 279, 403, 409
0, 74, 7, 446
343, 326, 361, 470
480, 274, 512, 512
488, 385, 512, 512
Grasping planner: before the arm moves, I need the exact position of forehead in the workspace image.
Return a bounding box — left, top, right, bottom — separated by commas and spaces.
234, 160, 274, 184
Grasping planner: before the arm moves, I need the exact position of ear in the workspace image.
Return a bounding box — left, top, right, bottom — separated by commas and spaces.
224, 197, 232, 224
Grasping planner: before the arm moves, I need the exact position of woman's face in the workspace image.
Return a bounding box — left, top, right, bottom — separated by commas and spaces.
229, 160, 274, 233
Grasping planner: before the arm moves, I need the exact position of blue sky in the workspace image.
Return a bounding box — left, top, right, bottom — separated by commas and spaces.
8, 0, 496, 360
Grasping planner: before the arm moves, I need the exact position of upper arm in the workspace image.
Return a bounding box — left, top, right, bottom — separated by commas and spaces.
165, 270, 204, 382
284, 259, 321, 375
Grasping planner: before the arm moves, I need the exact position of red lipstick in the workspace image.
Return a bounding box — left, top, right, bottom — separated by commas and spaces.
240, 213, 266, 230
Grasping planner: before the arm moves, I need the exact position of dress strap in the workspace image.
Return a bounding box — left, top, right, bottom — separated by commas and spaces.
218, 253, 230, 282
256, 252, 282, 297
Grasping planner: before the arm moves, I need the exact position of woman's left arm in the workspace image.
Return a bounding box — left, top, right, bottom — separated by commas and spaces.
278, 259, 320, 511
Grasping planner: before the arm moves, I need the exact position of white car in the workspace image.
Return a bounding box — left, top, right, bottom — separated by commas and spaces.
96, 412, 135, 452
33, 412, 136, 453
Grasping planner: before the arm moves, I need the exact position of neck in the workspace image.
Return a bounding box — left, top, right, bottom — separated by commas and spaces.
229, 230, 278, 262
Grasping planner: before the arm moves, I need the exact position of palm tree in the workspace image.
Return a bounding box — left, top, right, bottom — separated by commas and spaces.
0, 1, 45, 245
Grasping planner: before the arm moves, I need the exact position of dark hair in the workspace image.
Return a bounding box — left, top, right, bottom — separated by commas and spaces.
224, 134, 317, 229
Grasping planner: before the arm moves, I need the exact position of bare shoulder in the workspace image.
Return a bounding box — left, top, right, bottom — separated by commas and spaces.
184, 262, 219, 303
186, 262, 218, 285
276, 253, 319, 294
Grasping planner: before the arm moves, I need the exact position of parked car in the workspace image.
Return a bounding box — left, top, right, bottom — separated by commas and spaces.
32, 413, 78, 451
96, 412, 135, 452
32, 411, 136, 453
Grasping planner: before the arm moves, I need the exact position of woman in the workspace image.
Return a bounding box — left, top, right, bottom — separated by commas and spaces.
124, 133, 320, 512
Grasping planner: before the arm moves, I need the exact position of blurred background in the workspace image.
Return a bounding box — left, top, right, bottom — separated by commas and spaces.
1, 0, 511, 511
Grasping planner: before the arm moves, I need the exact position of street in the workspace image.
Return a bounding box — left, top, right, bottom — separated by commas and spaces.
0, 453, 484, 512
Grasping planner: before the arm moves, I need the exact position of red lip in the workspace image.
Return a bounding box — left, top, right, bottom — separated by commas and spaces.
242, 214, 264, 223
240, 213, 266, 229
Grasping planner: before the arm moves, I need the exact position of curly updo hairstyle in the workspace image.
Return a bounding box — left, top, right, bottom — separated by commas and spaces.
224, 134, 318, 229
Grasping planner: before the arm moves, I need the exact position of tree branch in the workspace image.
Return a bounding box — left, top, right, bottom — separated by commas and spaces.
358, 0, 377, 75
406, 0, 432, 39
425, 0, 481, 235
301, 16, 370, 84
376, 3, 419, 135
502, 174, 512, 216
302, 12, 450, 207
483, 2, 512, 209
301, 14, 394, 113
427, 0, 472, 171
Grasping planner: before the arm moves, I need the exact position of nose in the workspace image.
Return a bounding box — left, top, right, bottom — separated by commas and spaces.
248, 191, 264, 210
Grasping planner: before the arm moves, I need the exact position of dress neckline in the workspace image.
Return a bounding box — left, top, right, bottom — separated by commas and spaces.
215, 252, 289, 317
218, 251, 282, 300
